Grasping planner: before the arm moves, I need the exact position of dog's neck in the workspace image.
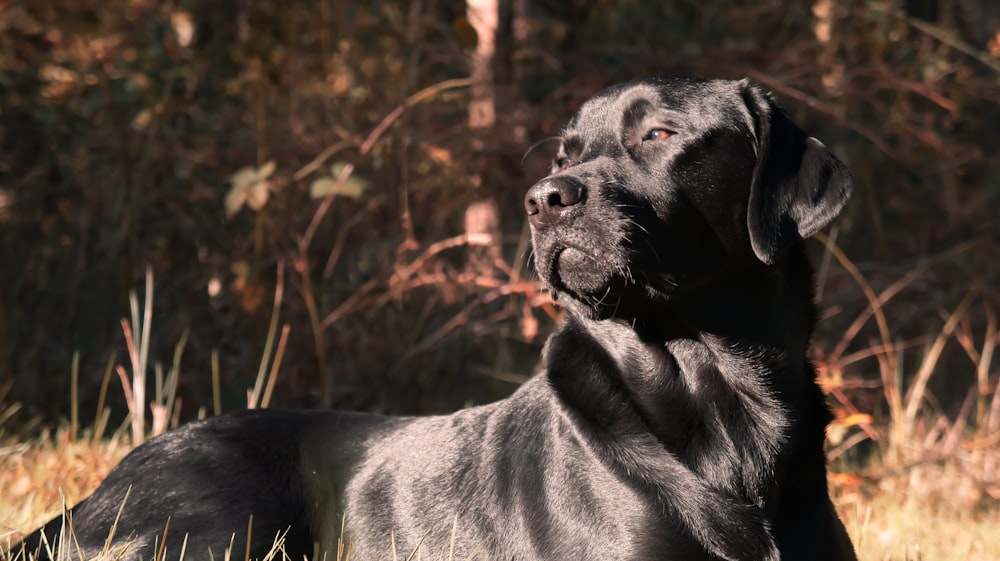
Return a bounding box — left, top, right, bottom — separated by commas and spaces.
544, 245, 827, 507
664, 245, 818, 352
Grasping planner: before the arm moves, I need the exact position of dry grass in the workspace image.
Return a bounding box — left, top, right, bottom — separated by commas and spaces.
0, 427, 130, 551
2, 232, 997, 561
1, 429, 998, 561
836, 481, 1000, 561
2, 240, 999, 560
814, 233, 1000, 560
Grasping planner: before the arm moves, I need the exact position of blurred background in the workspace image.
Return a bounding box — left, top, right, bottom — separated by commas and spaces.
1, 0, 999, 538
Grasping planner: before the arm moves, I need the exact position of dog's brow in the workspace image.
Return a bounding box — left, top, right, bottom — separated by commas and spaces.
622, 99, 654, 130
562, 135, 583, 155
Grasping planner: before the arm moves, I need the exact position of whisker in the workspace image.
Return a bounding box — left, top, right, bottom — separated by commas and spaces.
521, 136, 562, 167
623, 219, 662, 266
626, 219, 651, 237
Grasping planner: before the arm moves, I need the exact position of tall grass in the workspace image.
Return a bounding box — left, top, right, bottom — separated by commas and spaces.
0, 264, 304, 560
812, 234, 1000, 561
2, 239, 999, 560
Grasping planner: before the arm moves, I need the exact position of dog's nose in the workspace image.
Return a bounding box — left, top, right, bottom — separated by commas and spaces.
524, 177, 585, 225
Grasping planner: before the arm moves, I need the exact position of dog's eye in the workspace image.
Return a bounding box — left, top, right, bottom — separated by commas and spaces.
642, 128, 671, 141
555, 157, 571, 170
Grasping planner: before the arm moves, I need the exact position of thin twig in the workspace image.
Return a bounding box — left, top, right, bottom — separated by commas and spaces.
826, 240, 974, 364
249, 263, 285, 409
299, 107, 402, 252
903, 14, 1000, 74
293, 140, 357, 182
977, 304, 997, 427
211, 349, 221, 416
814, 233, 897, 384
299, 78, 473, 253
902, 291, 975, 440
261, 324, 291, 409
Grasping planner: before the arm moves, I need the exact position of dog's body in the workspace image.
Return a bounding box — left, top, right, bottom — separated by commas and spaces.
16, 76, 857, 561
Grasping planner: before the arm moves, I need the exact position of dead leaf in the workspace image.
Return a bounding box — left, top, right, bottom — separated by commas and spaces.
225, 161, 277, 216
309, 162, 370, 199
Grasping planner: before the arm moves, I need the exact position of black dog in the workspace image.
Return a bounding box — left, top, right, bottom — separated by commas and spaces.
15, 76, 857, 561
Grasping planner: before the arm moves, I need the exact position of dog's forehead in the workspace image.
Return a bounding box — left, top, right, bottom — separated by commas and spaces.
565, 77, 745, 136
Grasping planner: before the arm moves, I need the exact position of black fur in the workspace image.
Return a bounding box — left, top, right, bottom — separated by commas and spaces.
14, 76, 857, 561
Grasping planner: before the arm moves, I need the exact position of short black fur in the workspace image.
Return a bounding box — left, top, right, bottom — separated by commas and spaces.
14, 76, 857, 561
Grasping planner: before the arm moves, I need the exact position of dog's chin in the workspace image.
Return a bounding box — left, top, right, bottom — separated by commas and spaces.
544, 248, 677, 319
549, 247, 612, 297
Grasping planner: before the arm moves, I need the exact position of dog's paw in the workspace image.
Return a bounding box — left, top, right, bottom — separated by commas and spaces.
691, 500, 779, 561
710, 531, 778, 561
708, 530, 779, 561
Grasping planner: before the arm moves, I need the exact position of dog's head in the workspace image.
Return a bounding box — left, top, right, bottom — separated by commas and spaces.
525, 76, 853, 318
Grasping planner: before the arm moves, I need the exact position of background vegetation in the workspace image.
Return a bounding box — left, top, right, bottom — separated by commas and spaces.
1, 0, 999, 558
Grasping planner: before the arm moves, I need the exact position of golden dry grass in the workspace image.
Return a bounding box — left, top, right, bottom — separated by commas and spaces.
0, 428, 131, 548
843, 495, 1000, 561
2, 255, 998, 560
2, 427, 999, 561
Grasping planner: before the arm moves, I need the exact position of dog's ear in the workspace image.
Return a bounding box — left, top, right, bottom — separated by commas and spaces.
739, 79, 854, 265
